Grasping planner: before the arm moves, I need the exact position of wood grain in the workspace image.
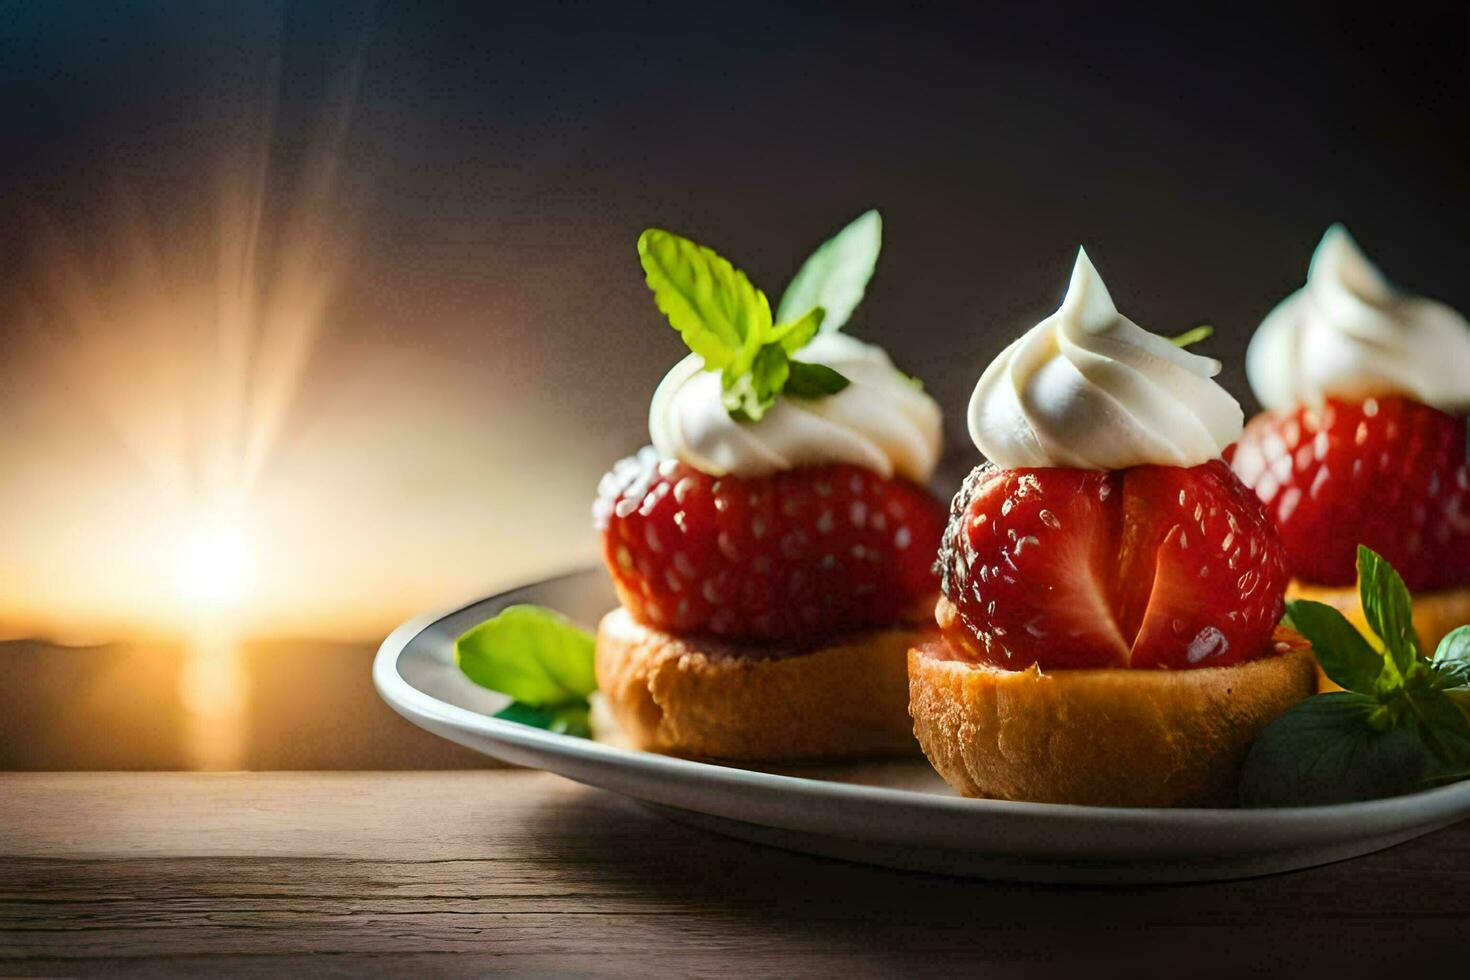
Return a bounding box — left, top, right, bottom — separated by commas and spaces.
2, 772, 1467, 976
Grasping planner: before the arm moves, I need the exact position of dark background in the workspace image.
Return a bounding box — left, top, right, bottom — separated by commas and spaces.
3, 1, 1466, 452
0, 1, 1466, 768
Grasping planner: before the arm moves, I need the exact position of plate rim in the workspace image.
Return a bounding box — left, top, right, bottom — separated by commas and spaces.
374, 567, 1470, 837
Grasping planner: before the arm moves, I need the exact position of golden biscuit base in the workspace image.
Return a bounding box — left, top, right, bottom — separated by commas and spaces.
595, 606, 932, 761
908, 632, 1317, 807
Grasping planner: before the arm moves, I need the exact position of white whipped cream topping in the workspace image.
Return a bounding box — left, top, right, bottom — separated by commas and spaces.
649, 332, 943, 483
1246, 225, 1470, 413
967, 248, 1243, 470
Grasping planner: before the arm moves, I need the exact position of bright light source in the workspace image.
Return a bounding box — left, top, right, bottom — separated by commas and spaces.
174, 519, 256, 609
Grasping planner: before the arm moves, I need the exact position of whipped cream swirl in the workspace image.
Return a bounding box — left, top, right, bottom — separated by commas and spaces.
1246, 225, 1470, 413
649, 332, 942, 483
968, 248, 1243, 470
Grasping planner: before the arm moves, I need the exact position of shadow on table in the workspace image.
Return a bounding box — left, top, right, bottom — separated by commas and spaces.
515, 784, 1463, 973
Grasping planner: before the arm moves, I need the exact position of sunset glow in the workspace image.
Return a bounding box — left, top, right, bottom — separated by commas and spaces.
173, 514, 257, 611
0, 170, 602, 643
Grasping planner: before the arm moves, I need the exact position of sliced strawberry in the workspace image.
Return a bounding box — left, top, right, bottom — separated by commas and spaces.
1122, 464, 1288, 669
937, 466, 1128, 668
1231, 396, 1470, 591
594, 448, 946, 642
938, 460, 1287, 670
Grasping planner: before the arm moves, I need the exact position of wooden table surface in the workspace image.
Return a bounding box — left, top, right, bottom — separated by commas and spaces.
2, 772, 1467, 976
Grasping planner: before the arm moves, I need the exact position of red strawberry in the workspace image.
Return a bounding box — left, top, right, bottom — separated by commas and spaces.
1120, 464, 1289, 668
1230, 396, 1470, 591
594, 448, 946, 642
937, 459, 1287, 670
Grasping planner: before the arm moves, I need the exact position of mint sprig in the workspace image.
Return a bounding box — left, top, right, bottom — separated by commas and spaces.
455, 605, 597, 738
1240, 546, 1470, 806
638, 212, 884, 423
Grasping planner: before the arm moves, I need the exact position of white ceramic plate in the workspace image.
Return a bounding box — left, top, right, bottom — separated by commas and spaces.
374, 568, 1470, 883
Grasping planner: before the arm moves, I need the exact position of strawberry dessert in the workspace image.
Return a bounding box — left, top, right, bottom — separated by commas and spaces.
1232, 225, 1470, 653
911, 249, 1316, 807
592, 212, 946, 761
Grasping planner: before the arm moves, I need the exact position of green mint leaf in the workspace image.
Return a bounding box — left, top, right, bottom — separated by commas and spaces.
785, 360, 851, 399
638, 229, 772, 371
549, 703, 593, 737
1170, 325, 1214, 348
455, 604, 596, 707
903, 373, 925, 392
1285, 598, 1385, 695
1356, 545, 1421, 679
750, 344, 791, 401
722, 343, 790, 422
1405, 687, 1470, 769
493, 701, 593, 738
1431, 626, 1470, 691
776, 209, 882, 332
770, 306, 825, 354
493, 701, 556, 727
1239, 692, 1435, 806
